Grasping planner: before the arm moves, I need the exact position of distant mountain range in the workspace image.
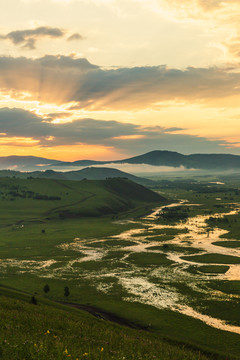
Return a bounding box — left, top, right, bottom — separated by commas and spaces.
1, 150, 240, 171
0, 167, 152, 186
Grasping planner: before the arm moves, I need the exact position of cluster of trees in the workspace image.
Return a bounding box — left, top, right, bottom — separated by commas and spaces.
208, 216, 237, 224
0, 185, 61, 201
43, 284, 70, 297
158, 206, 190, 222
30, 284, 70, 305
156, 179, 240, 196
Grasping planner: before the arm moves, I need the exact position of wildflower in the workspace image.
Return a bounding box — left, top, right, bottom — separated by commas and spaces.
100, 347, 104, 352
34, 344, 37, 347
83, 353, 88, 357
44, 330, 50, 335
64, 349, 68, 354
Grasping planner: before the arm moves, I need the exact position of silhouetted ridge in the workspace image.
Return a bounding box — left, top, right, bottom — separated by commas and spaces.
1, 151, 240, 170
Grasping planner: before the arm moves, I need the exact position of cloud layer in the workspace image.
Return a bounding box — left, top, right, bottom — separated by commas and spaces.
0, 27, 82, 49
0, 107, 232, 154
0, 55, 240, 109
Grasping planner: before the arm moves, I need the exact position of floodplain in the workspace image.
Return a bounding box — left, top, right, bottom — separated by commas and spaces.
1, 175, 240, 359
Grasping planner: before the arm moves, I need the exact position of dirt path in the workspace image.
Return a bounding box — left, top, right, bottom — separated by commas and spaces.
58, 301, 147, 330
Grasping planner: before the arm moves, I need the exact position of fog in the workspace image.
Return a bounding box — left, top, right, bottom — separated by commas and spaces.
48, 163, 195, 176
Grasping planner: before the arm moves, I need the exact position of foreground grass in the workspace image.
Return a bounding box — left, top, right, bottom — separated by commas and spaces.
0, 289, 216, 360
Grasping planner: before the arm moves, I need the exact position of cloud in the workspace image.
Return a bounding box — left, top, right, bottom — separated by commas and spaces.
0, 27, 83, 49
67, 33, 83, 41
224, 36, 240, 60
0, 27, 64, 49
0, 55, 240, 109
141, 0, 240, 62
158, 0, 240, 19
0, 107, 235, 154
47, 112, 71, 119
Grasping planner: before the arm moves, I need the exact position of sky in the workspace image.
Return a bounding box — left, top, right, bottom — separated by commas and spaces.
0, 0, 240, 161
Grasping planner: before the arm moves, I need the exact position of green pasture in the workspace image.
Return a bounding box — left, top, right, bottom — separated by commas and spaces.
1, 176, 240, 359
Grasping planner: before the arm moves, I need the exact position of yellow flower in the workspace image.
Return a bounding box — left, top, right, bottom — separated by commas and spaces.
34, 344, 37, 347
44, 330, 50, 335
64, 349, 68, 354
83, 353, 88, 357
100, 347, 104, 352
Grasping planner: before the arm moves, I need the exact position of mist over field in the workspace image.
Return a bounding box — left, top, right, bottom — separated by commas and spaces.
48, 163, 189, 174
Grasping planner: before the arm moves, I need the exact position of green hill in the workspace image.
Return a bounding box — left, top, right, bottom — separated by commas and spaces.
0, 177, 166, 222
0, 286, 216, 360
0, 166, 153, 186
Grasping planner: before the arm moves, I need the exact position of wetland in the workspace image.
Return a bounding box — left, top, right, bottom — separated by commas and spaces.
1, 175, 240, 358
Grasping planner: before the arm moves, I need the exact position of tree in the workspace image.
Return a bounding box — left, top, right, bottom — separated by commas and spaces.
30, 296, 37, 305
64, 286, 70, 298
43, 284, 50, 294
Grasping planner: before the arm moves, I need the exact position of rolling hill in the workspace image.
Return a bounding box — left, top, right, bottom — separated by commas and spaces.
0, 177, 166, 221
113, 151, 240, 169
0, 167, 153, 186
2, 150, 240, 171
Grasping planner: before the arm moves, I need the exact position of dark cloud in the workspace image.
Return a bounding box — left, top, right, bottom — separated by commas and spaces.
37, 55, 97, 69
0, 108, 139, 146
47, 112, 71, 119
0, 27, 65, 49
0, 55, 239, 108
67, 33, 83, 41
0, 27, 83, 49
0, 107, 234, 154
0, 55, 98, 105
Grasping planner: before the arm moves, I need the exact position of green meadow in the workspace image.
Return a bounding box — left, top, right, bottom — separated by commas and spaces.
1, 176, 240, 359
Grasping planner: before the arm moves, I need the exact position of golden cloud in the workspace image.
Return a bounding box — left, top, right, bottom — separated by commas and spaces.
1, 55, 240, 110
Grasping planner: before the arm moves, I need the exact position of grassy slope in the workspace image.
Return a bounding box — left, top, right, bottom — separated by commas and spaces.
0, 177, 166, 222
0, 167, 154, 186
0, 286, 232, 360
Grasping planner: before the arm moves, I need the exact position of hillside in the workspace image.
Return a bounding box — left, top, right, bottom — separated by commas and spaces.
0, 167, 153, 186
0, 155, 62, 170
116, 150, 187, 167
0, 286, 215, 360
115, 151, 240, 170
0, 177, 166, 221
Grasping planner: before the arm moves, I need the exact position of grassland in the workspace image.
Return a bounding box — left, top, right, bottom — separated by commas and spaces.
0, 286, 221, 360
1, 175, 240, 359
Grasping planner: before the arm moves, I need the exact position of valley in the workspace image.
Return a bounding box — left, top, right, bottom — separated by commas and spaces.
1, 175, 240, 358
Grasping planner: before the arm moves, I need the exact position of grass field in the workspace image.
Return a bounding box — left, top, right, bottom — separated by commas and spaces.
0, 286, 221, 360
1, 175, 240, 359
